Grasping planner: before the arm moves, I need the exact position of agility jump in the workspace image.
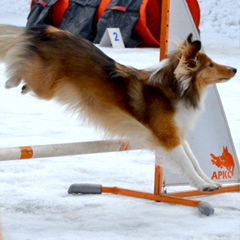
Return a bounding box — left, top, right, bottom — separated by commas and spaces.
0, 140, 239, 216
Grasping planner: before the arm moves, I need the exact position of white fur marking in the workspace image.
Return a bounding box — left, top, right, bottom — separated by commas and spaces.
174, 101, 202, 138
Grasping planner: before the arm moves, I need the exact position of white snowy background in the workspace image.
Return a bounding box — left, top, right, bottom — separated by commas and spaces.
0, 0, 239, 239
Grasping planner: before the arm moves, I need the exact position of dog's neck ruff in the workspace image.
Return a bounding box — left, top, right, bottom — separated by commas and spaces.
174, 97, 204, 138
150, 58, 203, 110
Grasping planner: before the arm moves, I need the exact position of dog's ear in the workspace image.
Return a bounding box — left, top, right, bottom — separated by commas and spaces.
185, 33, 201, 59
174, 34, 202, 88
186, 33, 194, 44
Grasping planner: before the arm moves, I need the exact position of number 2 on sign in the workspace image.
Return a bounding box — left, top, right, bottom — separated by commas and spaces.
113, 32, 119, 41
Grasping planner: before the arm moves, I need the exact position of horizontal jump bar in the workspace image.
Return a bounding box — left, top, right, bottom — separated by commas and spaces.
0, 140, 141, 161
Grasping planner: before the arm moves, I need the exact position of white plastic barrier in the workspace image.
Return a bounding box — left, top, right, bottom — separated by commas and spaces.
161, 0, 240, 185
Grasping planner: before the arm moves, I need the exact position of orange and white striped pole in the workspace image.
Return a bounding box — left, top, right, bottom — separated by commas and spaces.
0, 140, 135, 161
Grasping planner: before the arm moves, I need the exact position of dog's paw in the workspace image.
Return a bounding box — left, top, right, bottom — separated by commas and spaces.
212, 181, 222, 189
200, 183, 220, 193
204, 178, 223, 189
5, 78, 21, 89
5, 80, 13, 89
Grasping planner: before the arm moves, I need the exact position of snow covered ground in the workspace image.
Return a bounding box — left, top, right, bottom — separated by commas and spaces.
0, 1, 239, 240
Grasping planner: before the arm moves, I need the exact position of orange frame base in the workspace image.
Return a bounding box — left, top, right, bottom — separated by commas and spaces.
101, 166, 240, 209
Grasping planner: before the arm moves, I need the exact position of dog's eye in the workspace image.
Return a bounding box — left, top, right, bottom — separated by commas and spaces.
209, 62, 214, 68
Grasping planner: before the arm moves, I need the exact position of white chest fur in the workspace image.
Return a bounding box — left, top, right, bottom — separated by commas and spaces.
174, 101, 203, 138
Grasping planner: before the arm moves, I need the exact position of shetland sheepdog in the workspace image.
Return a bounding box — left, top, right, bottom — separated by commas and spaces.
0, 24, 237, 192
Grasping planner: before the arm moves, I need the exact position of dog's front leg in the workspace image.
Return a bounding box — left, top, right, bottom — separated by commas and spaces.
182, 140, 222, 188
155, 144, 220, 192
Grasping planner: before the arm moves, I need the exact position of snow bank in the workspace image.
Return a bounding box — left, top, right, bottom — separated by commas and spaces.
198, 0, 240, 39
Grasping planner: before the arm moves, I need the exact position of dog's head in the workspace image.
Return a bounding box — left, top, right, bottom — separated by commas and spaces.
174, 34, 237, 92
150, 34, 237, 107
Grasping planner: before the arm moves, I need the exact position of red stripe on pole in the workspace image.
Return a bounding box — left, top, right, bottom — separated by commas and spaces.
19, 146, 33, 159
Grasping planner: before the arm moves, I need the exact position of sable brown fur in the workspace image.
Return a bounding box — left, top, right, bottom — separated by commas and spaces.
0, 25, 237, 192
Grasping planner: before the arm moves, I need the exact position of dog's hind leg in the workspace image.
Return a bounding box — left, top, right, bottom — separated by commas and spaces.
182, 140, 222, 188
155, 144, 220, 192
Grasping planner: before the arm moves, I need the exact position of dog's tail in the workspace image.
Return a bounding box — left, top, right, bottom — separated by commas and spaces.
0, 24, 25, 60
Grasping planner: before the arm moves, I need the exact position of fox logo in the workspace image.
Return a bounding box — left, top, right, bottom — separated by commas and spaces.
210, 147, 235, 180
